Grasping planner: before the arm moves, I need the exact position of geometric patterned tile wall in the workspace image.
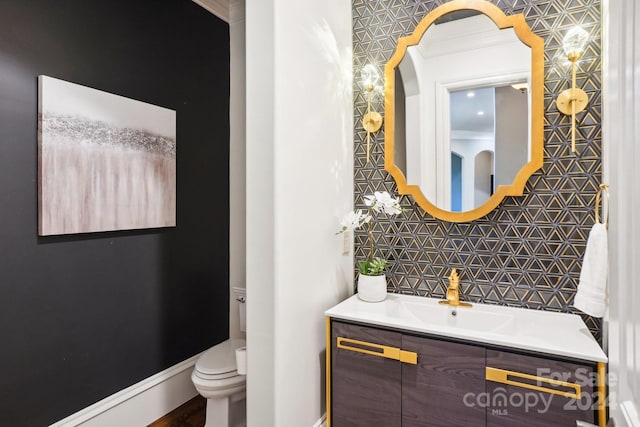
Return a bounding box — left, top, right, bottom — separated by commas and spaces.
352, 0, 603, 342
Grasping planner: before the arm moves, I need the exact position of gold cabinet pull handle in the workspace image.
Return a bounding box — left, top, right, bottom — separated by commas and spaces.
337, 337, 417, 365
486, 367, 581, 399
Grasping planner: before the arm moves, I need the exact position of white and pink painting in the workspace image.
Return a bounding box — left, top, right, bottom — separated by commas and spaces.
38, 76, 176, 235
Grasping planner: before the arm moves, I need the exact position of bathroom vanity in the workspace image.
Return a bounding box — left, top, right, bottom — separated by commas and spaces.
325, 294, 608, 427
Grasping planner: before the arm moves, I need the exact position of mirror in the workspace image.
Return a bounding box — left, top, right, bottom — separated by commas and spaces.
384, 0, 544, 222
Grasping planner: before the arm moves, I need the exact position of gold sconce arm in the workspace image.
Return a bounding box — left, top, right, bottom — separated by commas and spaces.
556, 27, 590, 154
360, 65, 383, 163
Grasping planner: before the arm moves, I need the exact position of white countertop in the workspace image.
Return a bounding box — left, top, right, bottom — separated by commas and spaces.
325, 293, 608, 363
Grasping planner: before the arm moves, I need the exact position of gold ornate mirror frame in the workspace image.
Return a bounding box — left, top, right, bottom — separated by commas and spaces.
384, 0, 544, 222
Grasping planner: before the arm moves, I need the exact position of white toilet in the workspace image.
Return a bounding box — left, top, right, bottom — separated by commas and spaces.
192, 287, 247, 427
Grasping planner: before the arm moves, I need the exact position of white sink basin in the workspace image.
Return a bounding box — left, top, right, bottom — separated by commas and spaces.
325, 293, 607, 363
399, 300, 516, 334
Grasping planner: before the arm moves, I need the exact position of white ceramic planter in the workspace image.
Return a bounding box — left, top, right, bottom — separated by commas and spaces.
357, 274, 387, 302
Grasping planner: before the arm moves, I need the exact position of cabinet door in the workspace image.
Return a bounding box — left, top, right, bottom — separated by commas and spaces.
331, 321, 403, 427
401, 335, 486, 427
486, 349, 596, 426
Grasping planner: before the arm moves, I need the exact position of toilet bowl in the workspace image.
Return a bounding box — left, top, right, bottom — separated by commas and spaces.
192, 338, 246, 398
192, 287, 246, 427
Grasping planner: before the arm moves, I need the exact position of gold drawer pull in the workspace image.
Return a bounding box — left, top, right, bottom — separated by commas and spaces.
486, 367, 581, 399
337, 337, 418, 365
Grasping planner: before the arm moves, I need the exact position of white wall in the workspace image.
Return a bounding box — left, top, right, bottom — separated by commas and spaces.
245, 0, 276, 421
494, 85, 528, 187
603, 0, 640, 425
451, 136, 494, 212
246, 0, 353, 426
229, 0, 246, 340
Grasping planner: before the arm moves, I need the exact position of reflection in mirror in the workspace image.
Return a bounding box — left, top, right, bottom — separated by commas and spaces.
385, 0, 543, 222
397, 13, 530, 212
449, 83, 528, 211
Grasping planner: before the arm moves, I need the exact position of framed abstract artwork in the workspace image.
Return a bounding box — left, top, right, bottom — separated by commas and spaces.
38, 76, 176, 235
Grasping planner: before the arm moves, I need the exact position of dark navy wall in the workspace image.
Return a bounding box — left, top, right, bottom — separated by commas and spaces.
0, 1, 230, 425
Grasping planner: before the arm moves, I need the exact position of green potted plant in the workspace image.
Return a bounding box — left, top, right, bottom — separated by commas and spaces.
338, 191, 403, 302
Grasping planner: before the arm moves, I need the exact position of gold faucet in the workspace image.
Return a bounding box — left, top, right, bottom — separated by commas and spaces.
439, 268, 472, 307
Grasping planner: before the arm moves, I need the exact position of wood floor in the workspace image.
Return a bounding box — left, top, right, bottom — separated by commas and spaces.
148, 396, 205, 427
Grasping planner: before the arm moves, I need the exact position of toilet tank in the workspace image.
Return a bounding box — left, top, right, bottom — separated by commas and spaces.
232, 287, 246, 332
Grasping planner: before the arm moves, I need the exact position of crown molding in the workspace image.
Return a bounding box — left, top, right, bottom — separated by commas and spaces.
229, 0, 245, 24
192, 0, 229, 23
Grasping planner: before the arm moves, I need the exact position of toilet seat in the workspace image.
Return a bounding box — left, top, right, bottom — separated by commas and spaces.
195, 338, 246, 379
191, 368, 246, 397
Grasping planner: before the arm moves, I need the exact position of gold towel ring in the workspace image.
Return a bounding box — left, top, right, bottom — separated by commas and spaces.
595, 184, 609, 226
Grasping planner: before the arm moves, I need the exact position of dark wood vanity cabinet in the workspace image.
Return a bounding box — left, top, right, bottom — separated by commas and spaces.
331, 321, 403, 426
401, 335, 486, 426
331, 321, 486, 427
485, 349, 596, 427
329, 320, 601, 427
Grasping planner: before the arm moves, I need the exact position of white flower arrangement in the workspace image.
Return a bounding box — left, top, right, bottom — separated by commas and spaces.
338, 191, 403, 276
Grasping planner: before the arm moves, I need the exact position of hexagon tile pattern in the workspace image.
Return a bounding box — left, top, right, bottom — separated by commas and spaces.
352, 0, 603, 342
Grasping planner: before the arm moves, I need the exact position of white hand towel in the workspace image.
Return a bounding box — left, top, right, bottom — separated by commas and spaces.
574, 223, 608, 318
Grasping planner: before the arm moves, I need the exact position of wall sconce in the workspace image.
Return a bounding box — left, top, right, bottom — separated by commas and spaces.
360, 64, 383, 163
556, 26, 590, 153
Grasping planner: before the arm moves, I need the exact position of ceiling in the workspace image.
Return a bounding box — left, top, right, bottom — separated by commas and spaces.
450, 86, 495, 134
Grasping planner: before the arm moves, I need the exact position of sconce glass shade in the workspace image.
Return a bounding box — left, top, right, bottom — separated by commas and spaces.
360, 64, 379, 90
562, 26, 589, 57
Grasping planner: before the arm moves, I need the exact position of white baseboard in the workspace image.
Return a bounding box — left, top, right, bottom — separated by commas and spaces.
313, 414, 327, 427
49, 352, 202, 427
